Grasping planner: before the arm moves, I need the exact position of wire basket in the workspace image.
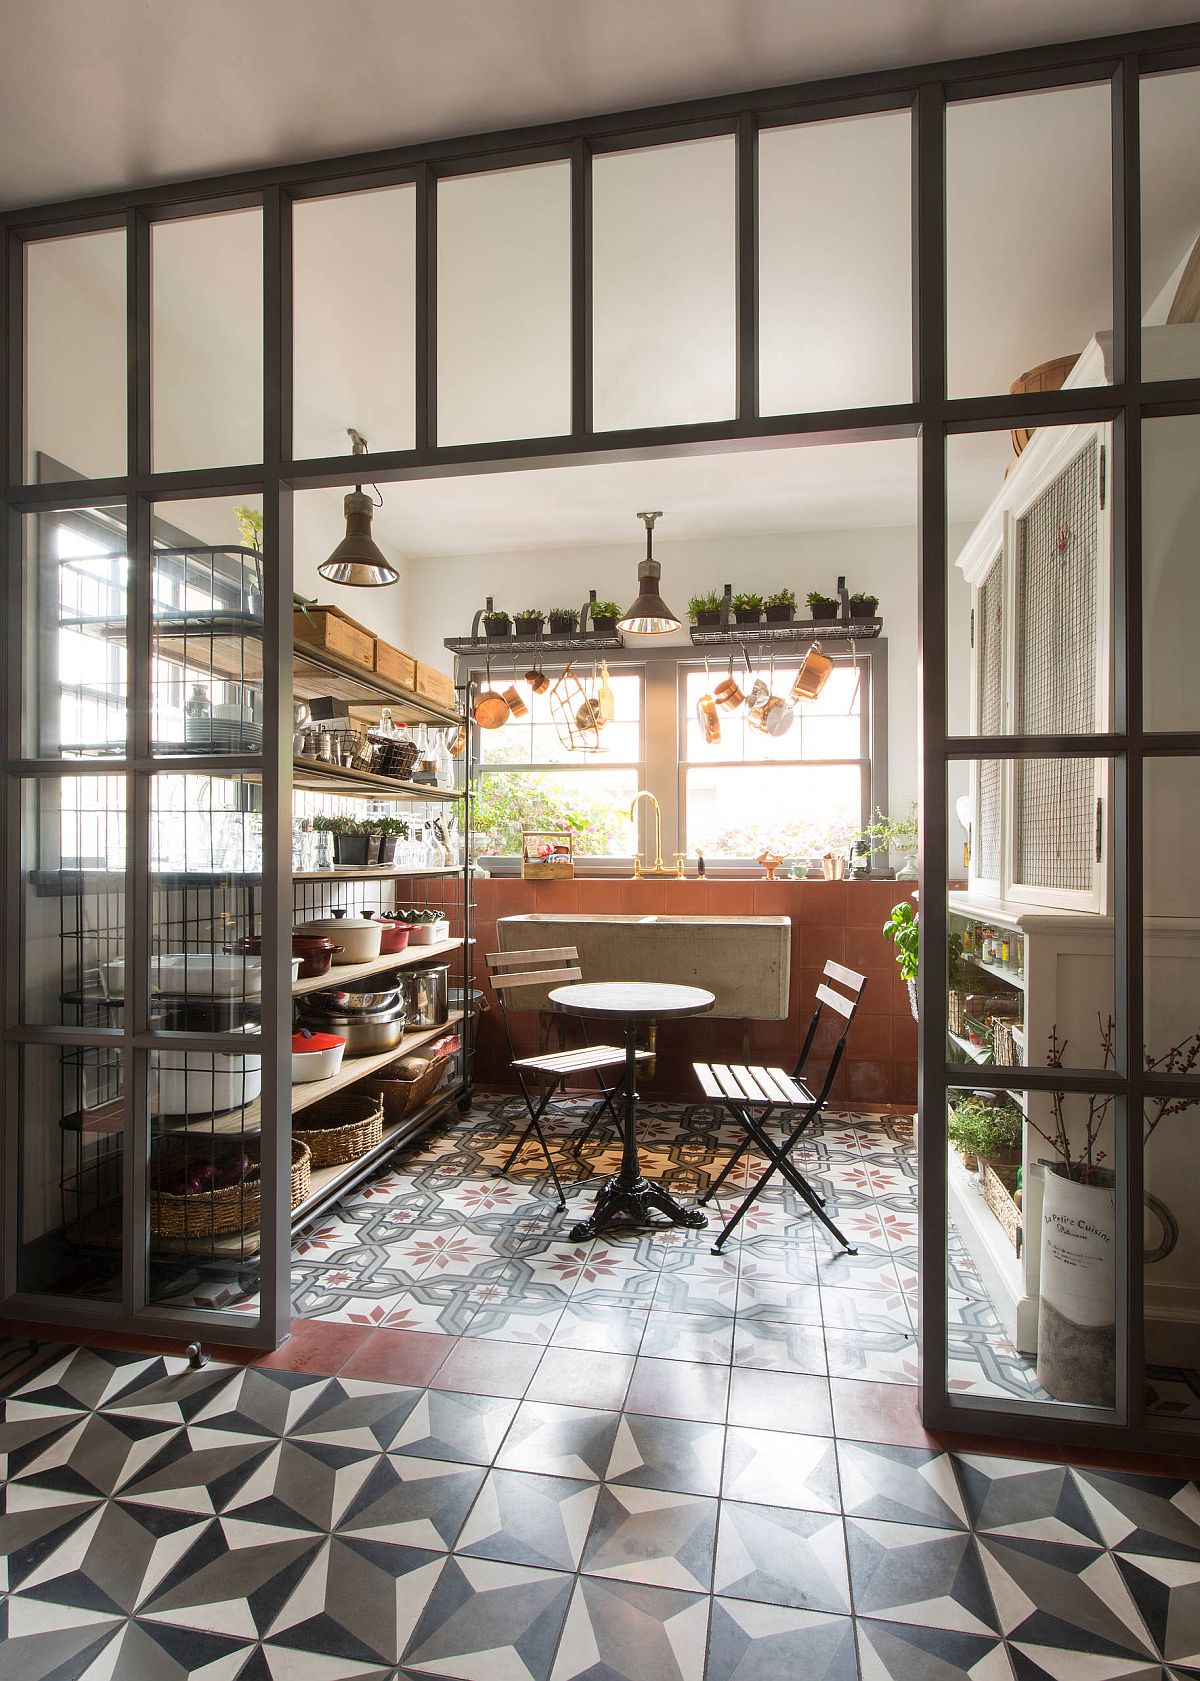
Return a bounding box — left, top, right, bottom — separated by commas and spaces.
150, 1139, 311, 1240
991, 1018, 1019, 1066
294, 1092, 385, 1167
948, 991, 966, 1036
374, 738, 421, 780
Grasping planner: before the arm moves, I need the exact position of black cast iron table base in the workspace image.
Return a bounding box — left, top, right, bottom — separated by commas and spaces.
569, 1173, 709, 1241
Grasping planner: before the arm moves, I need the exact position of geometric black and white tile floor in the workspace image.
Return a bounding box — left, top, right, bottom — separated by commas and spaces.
4, 1096, 1200, 1679
4, 1340, 1200, 1679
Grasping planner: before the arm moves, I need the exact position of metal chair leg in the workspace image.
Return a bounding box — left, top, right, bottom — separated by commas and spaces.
710, 1101, 856, 1256
699, 1129, 755, 1205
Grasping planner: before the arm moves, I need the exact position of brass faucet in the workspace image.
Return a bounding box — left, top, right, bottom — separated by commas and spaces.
630, 791, 685, 879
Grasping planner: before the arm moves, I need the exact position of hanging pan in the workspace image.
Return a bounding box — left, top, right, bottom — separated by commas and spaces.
473, 656, 511, 730
696, 655, 721, 744
790, 639, 835, 704
525, 654, 550, 694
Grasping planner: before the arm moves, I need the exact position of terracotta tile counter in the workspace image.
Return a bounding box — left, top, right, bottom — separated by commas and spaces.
470, 877, 918, 1109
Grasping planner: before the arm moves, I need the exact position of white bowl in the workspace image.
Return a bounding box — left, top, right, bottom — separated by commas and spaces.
291, 1037, 346, 1083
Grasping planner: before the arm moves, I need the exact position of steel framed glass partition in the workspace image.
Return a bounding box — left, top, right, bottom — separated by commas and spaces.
1, 24, 1197, 1429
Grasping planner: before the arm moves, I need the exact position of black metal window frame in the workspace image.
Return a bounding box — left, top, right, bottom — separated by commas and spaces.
0, 20, 1196, 1433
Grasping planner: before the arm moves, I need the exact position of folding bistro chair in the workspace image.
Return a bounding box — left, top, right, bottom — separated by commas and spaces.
486, 946, 652, 1208
693, 959, 867, 1254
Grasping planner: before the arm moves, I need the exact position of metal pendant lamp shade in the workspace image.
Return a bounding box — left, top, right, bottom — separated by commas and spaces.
617, 511, 680, 635
318, 428, 400, 588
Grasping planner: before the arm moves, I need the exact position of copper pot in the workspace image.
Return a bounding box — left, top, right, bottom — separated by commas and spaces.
714, 674, 744, 710
791, 643, 835, 703
474, 658, 510, 729
525, 665, 550, 694
502, 684, 528, 718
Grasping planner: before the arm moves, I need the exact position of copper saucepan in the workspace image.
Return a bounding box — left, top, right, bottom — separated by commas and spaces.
474, 656, 511, 730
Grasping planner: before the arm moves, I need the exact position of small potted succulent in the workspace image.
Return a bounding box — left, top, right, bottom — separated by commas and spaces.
764, 588, 796, 624
806, 589, 838, 622
313, 814, 372, 868
850, 591, 879, 621
590, 599, 621, 637
689, 589, 723, 628
370, 816, 410, 865
547, 606, 578, 636
483, 608, 511, 640
514, 608, 544, 639
732, 591, 763, 626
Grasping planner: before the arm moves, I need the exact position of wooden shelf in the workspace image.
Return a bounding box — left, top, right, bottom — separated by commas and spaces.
292, 937, 463, 996
153, 1011, 464, 1136
966, 954, 1026, 989
291, 864, 463, 883
293, 756, 463, 801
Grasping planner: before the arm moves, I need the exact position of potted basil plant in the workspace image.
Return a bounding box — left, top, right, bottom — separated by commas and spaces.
732, 592, 763, 626
850, 591, 879, 621
590, 600, 621, 637
765, 588, 796, 624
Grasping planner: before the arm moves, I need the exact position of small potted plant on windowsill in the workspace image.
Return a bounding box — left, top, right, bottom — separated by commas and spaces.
590, 600, 621, 637
514, 608, 544, 639
850, 591, 879, 621
764, 588, 796, 624
732, 592, 763, 626
947, 1093, 1022, 1177
483, 609, 511, 640
689, 590, 723, 628
806, 590, 838, 622
547, 607, 578, 636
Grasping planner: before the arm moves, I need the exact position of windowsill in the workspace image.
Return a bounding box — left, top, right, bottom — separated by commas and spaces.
475, 855, 906, 882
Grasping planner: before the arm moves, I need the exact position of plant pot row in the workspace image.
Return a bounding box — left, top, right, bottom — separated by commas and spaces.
332, 833, 405, 867
693, 602, 878, 627
482, 614, 618, 639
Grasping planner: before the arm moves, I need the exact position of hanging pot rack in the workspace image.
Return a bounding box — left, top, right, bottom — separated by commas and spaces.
444, 592, 627, 655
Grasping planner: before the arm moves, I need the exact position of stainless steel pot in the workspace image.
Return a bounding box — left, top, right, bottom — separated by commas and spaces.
395, 962, 449, 1028
311, 984, 402, 1013
295, 996, 408, 1056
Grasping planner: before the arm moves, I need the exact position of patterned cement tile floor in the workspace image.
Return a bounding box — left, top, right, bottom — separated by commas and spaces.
5, 1096, 1200, 1677
192, 1092, 1049, 1403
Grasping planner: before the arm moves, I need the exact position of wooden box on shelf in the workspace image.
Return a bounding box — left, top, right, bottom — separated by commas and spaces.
522, 829, 574, 880
294, 605, 374, 671
373, 639, 417, 688
415, 662, 456, 708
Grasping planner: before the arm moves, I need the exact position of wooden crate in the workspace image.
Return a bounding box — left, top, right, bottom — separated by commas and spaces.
522, 829, 574, 880
373, 639, 417, 688
415, 661, 456, 708
294, 606, 374, 671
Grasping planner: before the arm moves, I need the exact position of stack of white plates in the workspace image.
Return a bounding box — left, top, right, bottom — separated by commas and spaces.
185, 717, 263, 751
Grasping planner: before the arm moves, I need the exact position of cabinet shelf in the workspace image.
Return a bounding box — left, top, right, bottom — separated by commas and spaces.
292, 937, 463, 996
292, 756, 463, 802
965, 953, 1026, 989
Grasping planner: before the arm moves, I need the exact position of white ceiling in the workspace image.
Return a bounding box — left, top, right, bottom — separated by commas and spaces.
1, 0, 1197, 210
300, 433, 1013, 561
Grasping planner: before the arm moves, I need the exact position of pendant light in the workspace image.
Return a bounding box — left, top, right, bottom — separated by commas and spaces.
617, 511, 680, 635
318, 428, 399, 588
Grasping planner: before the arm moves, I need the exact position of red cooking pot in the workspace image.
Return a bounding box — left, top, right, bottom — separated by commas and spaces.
365, 911, 412, 954
290, 933, 344, 977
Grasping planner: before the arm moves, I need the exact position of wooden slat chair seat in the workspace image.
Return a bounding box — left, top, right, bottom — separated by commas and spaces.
693, 959, 868, 1255
486, 946, 633, 1205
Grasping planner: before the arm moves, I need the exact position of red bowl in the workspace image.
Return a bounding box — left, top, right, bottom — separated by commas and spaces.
377, 920, 412, 954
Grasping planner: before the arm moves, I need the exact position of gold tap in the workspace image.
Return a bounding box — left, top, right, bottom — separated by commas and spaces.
630, 791, 685, 879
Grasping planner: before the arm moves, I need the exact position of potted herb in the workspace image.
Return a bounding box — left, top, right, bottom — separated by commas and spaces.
483, 609, 511, 640
514, 608, 544, 639
313, 814, 372, 867
764, 588, 796, 624
806, 590, 838, 622
947, 1094, 1022, 1174
689, 590, 723, 628
882, 898, 920, 1020
370, 816, 409, 865
850, 591, 879, 621
732, 591, 763, 626
862, 804, 919, 879
547, 607, 578, 636
590, 600, 621, 637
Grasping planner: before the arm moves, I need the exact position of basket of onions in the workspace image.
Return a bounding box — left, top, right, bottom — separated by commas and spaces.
150, 1139, 311, 1239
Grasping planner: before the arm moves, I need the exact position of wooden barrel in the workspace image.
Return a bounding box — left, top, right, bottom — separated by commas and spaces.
1009, 354, 1079, 456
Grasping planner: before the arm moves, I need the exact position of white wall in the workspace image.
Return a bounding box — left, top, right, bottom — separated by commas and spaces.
404, 523, 976, 830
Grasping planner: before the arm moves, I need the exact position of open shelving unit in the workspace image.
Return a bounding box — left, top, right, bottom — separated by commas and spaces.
37, 542, 475, 1317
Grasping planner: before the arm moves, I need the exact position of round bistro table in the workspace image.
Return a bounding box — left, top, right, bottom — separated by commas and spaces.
548, 980, 715, 1241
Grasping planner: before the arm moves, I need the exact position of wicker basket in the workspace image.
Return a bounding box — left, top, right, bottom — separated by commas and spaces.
948, 991, 966, 1036
374, 738, 421, 780
294, 1092, 384, 1167
150, 1139, 311, 1240
992, 1018, 1019, 1066
365, 1053, 454, 1123
983, 1158, 1022, 1247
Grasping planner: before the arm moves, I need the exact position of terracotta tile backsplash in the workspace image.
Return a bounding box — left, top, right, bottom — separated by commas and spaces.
470, 877, 917, 1109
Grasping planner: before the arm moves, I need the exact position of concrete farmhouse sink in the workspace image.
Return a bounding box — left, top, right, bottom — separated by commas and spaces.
497, 912, 790, 1019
